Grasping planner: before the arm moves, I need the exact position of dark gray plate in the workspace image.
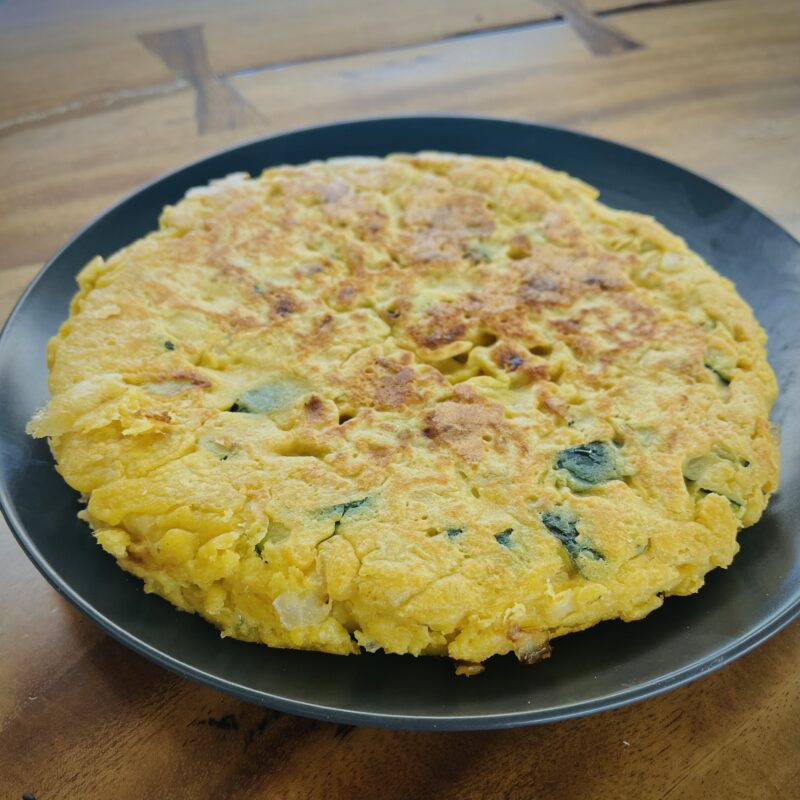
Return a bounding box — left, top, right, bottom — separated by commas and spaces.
1, 116, 799, 730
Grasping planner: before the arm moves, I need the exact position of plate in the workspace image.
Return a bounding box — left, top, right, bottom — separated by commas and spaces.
2, 116, 799, 730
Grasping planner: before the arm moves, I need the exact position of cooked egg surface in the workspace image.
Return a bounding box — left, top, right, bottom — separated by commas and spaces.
28, 153, 779, 670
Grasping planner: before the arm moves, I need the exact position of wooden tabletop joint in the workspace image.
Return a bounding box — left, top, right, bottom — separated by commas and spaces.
138, 25, 264, 134
541, 0, 644, 54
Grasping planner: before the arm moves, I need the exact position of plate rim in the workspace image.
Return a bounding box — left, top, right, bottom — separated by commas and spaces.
1, 113, 799, 731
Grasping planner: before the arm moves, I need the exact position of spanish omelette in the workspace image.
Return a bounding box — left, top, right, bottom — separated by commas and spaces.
27, 152, 780, 672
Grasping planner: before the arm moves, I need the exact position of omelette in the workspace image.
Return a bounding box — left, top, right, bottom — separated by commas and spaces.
28, 153, 780, 673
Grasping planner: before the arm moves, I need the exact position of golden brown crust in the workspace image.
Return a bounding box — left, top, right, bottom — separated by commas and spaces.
28, 153, 780, 667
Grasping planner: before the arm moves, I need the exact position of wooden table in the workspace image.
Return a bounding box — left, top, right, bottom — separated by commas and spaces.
1, 1, 798, 797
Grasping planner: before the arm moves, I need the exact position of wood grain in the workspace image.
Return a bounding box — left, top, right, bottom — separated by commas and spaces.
1, 0, 799, 797
0, 0, 670, 128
